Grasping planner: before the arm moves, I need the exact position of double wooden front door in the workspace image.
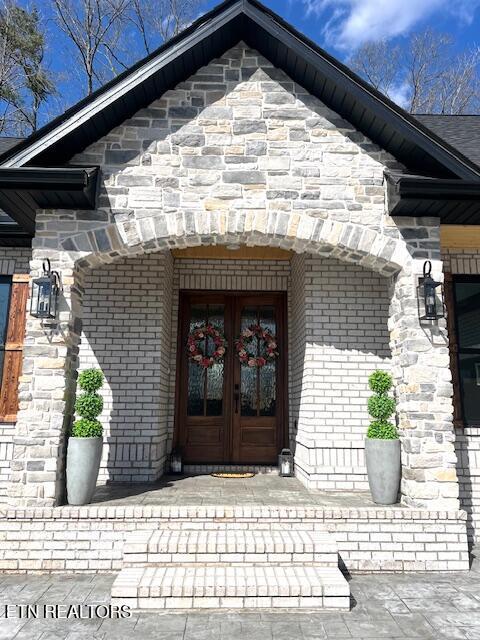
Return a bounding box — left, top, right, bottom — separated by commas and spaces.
174, 292, 287, 465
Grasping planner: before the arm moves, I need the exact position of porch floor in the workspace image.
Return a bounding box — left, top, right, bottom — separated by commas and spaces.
90, 474, 403, 509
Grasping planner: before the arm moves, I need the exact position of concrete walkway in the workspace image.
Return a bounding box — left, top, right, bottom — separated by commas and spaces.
1, 551, 480, 639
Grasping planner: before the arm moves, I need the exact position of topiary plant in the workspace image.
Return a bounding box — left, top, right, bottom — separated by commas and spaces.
72, 368, 104, 438
366, 370, 398, 440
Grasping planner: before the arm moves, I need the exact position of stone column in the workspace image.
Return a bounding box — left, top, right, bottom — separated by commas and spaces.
389, 259, 460, 510
8, 250, 85, 507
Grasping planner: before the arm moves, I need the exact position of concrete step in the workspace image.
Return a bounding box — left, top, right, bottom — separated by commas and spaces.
111, 565, 350, 610
123, 528, 338, 566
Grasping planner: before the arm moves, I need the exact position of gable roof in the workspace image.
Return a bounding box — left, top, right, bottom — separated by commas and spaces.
0, 137, 24, 155
415, 115, 480, 168
0, 0, 479, 181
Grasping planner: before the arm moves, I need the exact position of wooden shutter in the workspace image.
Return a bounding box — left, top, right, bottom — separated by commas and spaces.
0, 275, 28, 422
444, 272, 463, 427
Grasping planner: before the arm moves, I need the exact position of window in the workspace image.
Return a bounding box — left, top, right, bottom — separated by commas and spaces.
453, 276, 480, 426
0, 277, 11, 388
0, 275, 28, 422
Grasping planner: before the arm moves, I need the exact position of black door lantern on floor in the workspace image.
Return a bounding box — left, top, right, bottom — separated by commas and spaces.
278, 448, 294, 477
169, 447, 183, 475
417, 260, 445, 321
30, 259, 61, 319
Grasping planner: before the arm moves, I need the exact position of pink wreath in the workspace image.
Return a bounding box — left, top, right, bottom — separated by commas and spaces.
235, 324, 279, 368
187, 324, 227, 369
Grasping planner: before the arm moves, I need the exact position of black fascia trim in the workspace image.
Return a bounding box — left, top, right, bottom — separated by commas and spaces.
0, 167, 98, 192
387, 172, 480, 201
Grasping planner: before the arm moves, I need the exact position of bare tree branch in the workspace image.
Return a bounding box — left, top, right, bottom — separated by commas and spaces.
349, 28, 480, 114
53, 0, 130, 95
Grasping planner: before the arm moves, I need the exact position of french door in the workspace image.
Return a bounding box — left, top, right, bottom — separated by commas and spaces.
174, 292, 287, 465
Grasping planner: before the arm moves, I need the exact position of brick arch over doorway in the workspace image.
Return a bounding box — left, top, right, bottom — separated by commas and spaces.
8, 214, 460, 512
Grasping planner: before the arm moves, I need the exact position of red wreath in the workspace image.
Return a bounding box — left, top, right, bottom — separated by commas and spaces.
235, 324, 279, 368
187, 324, 227, 369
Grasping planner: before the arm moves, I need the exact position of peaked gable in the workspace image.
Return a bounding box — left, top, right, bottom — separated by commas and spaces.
1, 0, 479, 181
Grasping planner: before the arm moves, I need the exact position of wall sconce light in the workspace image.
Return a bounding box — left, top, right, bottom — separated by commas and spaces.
30, 258, 61, 319
417, 260, 445, 321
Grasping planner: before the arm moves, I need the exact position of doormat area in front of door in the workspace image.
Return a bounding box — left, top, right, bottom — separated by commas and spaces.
210, 472, 255, 478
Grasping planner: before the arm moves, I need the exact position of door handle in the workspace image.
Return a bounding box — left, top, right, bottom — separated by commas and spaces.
234, 384, 240, 413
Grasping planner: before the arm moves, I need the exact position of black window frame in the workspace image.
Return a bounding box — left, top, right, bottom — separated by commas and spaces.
453, 274, 480, 427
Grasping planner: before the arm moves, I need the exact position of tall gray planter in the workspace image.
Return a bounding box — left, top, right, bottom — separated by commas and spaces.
66, 437, 103, 505
365, 439, 401, 505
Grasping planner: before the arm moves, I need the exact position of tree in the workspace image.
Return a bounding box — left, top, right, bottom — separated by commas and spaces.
53, 0, 131, 95
53, 0, 203, 96
350, 29, 480, 114
0, 1, 54, 135
129, 0, 202, 55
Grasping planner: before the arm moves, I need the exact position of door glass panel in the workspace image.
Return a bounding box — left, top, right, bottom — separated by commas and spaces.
240, 304, 277, 417
259, 361, 276, 416
241, 365, 257, 416
240, 306, 258, 416
187, 362, 204, 416
206, 304, 225, 416
187, 304, 206, 416
187, 303, 225, 417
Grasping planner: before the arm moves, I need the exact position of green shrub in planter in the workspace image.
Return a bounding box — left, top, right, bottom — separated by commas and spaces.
72, 368, 104, 437
75, 393, 103, 420
365, 370, 400, 504
67, 368, 105, 505
366, 370, 398, 439
78, 368, 104, 393
71, 418, 103, 438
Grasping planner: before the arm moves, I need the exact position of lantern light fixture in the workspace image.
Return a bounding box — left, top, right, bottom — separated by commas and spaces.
417, 260, 445, 321
278, 448, 294, 477
30, 258, 61, 320
169, 447, 183, 475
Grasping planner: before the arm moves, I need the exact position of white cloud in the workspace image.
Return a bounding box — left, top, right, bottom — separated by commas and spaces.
302, 0, 480, 49
388, 82, 411, 109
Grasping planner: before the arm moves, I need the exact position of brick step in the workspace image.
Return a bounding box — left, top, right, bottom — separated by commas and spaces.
123, 529, 338, 566
111, 565, 350, 610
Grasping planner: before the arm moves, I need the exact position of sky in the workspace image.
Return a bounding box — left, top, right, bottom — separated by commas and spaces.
205, 0, 480, 54
15, 0, 480, 125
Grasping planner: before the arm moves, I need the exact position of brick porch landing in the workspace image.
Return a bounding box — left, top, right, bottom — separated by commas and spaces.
90, 474, 380, 508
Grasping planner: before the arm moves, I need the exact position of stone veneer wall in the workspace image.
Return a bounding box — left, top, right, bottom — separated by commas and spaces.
443, 248, 480, 543
78, 252, 173, 482
0, 248, 31, 499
